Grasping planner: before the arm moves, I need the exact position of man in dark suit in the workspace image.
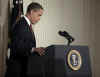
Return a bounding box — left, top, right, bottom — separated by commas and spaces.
5, 2, 45, 77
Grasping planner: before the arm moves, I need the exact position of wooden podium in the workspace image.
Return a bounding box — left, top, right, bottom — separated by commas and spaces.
27, 45, 92, 77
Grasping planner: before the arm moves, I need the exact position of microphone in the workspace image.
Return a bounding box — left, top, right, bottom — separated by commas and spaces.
58, 30, 75, 45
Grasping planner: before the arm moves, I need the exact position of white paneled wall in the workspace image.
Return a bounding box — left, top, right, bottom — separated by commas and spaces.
23, 0, 95, 47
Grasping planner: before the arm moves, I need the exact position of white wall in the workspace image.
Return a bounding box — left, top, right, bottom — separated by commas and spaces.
64, 0, 84, 45
64, 0, 95, 46
23, 0, 95, 47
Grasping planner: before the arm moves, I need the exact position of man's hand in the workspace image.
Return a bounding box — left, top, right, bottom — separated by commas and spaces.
34, 47, 45, 56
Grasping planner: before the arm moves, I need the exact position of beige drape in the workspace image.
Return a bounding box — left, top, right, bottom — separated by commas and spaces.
0, 0, 9, 77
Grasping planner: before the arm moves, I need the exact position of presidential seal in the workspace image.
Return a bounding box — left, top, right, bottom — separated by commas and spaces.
67, 50, 82, 71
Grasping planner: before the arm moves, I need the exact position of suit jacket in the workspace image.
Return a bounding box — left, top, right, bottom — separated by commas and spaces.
10, 17, 36, 58
5, 17, 36, 77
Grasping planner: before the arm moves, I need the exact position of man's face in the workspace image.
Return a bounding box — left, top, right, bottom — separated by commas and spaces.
30, 9, 43, 24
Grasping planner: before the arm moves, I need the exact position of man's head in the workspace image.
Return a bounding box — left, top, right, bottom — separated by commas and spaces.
26, 2, 44, 24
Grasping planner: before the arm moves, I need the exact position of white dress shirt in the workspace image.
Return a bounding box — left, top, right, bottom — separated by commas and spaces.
24, 16, 31, 27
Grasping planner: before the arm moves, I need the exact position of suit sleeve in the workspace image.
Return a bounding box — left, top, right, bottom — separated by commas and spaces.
12, 23, 36, 57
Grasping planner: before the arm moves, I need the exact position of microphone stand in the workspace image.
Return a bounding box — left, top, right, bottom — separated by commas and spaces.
67, 37, 74, 46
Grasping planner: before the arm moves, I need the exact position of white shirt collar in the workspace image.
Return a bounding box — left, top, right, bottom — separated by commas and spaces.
24, 15, 31, 26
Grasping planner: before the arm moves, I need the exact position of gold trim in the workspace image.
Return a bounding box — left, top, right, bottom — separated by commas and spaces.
67, 50, 82, 71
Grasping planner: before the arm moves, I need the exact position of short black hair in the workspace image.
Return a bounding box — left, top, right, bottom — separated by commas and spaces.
27, 2, 43, 13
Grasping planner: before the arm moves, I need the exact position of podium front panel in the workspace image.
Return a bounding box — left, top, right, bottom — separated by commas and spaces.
27, 45, 92, 77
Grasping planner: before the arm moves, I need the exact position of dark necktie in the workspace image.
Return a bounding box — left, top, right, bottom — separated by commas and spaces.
29, 24, 36, 47
30, 24, 33, 32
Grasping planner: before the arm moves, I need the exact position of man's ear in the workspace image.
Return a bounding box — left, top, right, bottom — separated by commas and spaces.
30, 10, 33, 15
